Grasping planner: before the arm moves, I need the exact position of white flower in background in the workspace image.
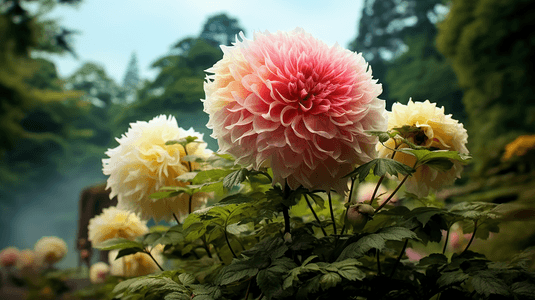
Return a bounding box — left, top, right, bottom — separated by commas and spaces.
0, 246, 19, 268
377, 99, 469, 197
89, 262, 110, 284
34, 236, 67, 265
88, 206, 149, 247
350, 181, 399, 205
108, 245, 164, 277
103, 115, 213, 222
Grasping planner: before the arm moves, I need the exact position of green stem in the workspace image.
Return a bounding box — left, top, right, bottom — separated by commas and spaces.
201, 237, 213, 258
340, 177, 357, 235
442, 225, 451, 254
328, 191, 337, 235
304, 194, 327, 236
145, 248, 164, 271
369, 175, 385, 206
462, 220, 478, 254
375, 174, 409, 213
173, 213, 181, 225
188, 194, 193, 214
224, 226, 238, 258
282, 183, 291, 235
389, 239, 409, 278
244, 277, 253, 300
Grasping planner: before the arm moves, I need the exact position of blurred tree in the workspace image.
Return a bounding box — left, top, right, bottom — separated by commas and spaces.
122, 51, 140, 103
348, 0, 449, 109
385, 33, 465, 123
199, 13, 245, 47
66, 62, 123, 107
436, 0, 535, 175
0, 0, 80, 155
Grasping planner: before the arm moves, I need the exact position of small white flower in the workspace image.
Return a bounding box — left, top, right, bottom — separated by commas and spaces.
34, 236, 67, 265
89, 262, 110, 284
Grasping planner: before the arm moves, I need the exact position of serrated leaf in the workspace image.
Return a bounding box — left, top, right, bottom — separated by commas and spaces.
406, 207, 446, 226
151, 189, 189, 199
423, 158, 455, 171
219, 261, 258, 285
191, 168, 235, 184
319, 273, 342, 290
337, 227, 418, 261
471, 272, 510, 297
343, 158, 415, 182
95, 238, 144, 251
178, 273, 196, 285
437, 270, 469, 288
223, 168, 248, 189
331, 259, 365, 281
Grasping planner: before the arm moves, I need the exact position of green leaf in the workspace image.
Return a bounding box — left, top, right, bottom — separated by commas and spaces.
223, 168, 248, 189
337, 227, 418, 261
331, 259, 366, 281
182, 155, 204, 162
192, 168, 236, 184
423, 158, 455, 171
307, 193, 325, 210
178, 273, 196, 285
418, 253, 448, 266
94, 238, 144, 251
471, 271, 510, 297
219, 260, 259, 285
405, 207, 446, 226
343, 158, 415, 182
437, 270, 469, 288
176, 172, 197, 182
150, 188, 190, 199
319, 273, 342, 290
400, 149, 472, 166
115, 247, 144, 260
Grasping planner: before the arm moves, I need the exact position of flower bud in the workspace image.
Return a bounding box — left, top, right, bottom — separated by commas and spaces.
346, 203, 375, 232
284, 232, 293, 244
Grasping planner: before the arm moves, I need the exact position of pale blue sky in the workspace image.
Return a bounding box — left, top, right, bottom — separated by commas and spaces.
46, 0, 365, 84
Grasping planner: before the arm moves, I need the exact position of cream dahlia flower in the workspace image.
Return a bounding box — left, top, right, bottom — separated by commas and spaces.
377, 99, 469, 197
103, 115, 213, 222
0, 246, 19, 268
88, 207, 149, 247
203, 28, 386, 193
34, 236, 67, 265
89, 262, 110, 284
108, 245, 164, 277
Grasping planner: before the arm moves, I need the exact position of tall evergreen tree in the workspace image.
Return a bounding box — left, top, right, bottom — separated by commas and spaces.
122, 51, 140, 103
348, 0, 449, 108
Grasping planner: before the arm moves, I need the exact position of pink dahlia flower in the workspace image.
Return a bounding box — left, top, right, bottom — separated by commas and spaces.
203, 28, 386, 193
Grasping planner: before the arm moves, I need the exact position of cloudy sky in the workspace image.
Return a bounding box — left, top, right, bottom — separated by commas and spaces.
46, 0, 365, 84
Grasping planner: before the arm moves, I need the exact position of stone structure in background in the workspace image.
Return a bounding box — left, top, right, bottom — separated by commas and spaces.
77, 183, 117, 267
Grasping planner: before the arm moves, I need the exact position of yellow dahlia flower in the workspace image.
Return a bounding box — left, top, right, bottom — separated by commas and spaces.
377, 99, 468, 197
88, 206, 149, 247
34, 236, 68, 265
103, 115, 213, 222
89, 262, 110, 284
108, 245, 164, 277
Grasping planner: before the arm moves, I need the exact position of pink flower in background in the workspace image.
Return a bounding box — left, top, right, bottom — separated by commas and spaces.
0, 246, 19, 268
350, 182, 399, 205
405, 248, 425, 262
203, 28, 386, 193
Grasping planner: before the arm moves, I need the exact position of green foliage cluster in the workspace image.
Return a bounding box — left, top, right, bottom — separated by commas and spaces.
80, 135, 535, 300
436, 0, 535, 175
